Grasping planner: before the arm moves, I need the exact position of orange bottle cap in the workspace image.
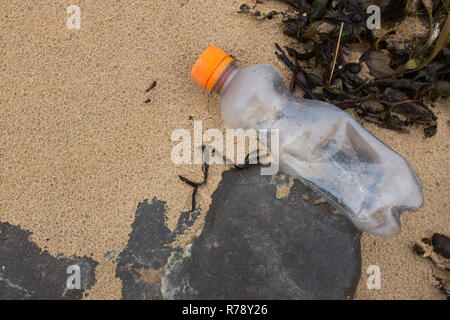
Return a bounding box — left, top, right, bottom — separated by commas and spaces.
191, 46, 234, 92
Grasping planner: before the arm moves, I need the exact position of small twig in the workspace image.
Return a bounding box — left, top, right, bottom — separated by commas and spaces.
328, 22, 344, 87
363, 118, 409, 133
145, 80, 157, 93
289, 50, 298, 93
144, 81, 157, 104
373, 99, 420, 109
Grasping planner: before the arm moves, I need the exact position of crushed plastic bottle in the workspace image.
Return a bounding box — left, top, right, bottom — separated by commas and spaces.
190, 46, 424, 238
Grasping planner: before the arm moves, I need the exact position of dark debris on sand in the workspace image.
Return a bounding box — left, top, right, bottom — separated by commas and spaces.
238, 0, 449, 137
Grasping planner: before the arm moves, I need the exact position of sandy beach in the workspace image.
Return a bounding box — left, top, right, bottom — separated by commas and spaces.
0, 0, 448, 299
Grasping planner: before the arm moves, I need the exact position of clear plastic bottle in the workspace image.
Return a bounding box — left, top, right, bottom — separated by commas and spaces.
191, 46, 424, 238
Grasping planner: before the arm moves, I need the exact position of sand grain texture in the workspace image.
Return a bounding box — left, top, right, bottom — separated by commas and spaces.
0, 0, 448, 299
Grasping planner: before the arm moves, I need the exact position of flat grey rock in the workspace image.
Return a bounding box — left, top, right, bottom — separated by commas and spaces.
115, 198, 201, 299
0, 222, 98, 299
117, 166, 362, 300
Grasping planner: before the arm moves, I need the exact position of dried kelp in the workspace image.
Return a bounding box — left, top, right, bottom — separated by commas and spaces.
413, 234, 450, 299
238, 0, 449, 137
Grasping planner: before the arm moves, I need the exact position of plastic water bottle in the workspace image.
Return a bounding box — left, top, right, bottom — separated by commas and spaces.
190, 46, 424, 238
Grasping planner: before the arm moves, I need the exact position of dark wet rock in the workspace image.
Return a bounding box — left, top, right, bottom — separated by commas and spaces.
162, 166, 362, 300
432, 233, 450, 259
116, 198, 200, 299
0, 222, 97, 300
116, 198, 174, 299
118, 166, 361, 300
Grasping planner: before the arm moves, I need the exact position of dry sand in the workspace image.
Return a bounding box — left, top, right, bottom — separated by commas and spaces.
0, 0, 448, 299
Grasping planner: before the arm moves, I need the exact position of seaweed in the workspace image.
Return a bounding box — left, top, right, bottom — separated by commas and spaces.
144, 80, 157, 103
238, 0, 449, 137
178, 146, 209, 212
413, 234, 450, 299
178, 145, 270, 211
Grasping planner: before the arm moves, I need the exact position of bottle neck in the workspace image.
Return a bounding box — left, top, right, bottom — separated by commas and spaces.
212, 62, 239, 96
